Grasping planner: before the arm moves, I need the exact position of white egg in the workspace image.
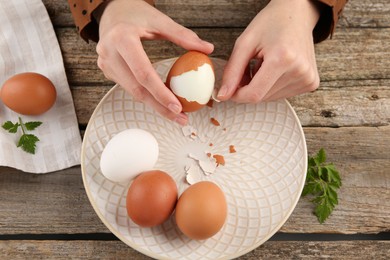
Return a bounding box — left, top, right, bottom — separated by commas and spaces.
100, 129, 159, 183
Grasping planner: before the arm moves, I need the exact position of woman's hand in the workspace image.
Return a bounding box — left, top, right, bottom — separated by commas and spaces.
97, 0, 214, 125
217, 0, 321, 103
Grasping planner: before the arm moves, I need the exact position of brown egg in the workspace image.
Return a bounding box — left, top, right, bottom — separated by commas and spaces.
0, 72, 56, 115
175, 181, 227, 240
126, 170, 178, 227
166, 51, 215, 112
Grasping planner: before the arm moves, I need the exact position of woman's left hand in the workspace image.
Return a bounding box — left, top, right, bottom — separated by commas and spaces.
217, 0, 322, 103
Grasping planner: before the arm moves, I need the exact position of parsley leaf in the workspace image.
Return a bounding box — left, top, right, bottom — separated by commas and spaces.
2, 121, 20, 133
302, 148, 342, 223
1, 117, 42, 154
17, 134, 40, 154
24, 121, 42, 131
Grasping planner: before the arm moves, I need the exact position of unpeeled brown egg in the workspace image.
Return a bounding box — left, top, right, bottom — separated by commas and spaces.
0, 72, 56, 115
166, 51, 215, 112
175, 181, 227, 240
126, 170, 178, 227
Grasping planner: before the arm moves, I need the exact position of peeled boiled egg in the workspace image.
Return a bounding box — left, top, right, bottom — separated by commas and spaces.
175, 181, 227, 240
100, 129, 159, 183
166, 51, 215, 112
0, 72, 56, 115
126, 170, 178, 227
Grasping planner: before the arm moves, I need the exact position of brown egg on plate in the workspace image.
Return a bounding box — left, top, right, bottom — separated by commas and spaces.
0, 72, 56, 115
166, 51, 215, 112
126, 170, 178, 227
175, 181, 227, 240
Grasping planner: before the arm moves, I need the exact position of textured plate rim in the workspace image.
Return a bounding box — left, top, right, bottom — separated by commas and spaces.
81, 58, 308, 260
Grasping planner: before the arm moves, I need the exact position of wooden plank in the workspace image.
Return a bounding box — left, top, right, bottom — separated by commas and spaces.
0, 240, 389, 259
42, 0, 390, 28
339, 0, 390, 28
285, 126, 390, 233
0, 167, 108, 234
70, 83, 390, 127
0, 127, 389, 234
290, 84, 390, 127
57, 27, 390, 86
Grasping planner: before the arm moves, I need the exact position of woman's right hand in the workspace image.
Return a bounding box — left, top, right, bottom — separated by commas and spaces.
97, 0, 214, 125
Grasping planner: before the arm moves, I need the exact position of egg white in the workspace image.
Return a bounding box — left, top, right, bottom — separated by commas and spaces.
170, 63, 215, 104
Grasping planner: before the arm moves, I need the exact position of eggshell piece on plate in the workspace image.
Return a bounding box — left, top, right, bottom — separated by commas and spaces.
175, 181, 227, 240
166, 51, 215, 112
126, 170, 178, 227
0, 72, 56, 115
100, 129, 159, 183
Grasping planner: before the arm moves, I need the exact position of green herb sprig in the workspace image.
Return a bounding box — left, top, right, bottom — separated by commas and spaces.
302, 148, 342, 223
2, 117, 42, 154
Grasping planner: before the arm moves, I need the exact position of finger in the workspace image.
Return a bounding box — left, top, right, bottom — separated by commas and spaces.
231, 57, 285, 103
116, 37, 183, 115
262, 69, 320, 102
260, 72, 297, 100
100, 51, 189, 125
158, 18, 214, 54
217, 39, 255, 101
262, 62, 319, 100
262, 82, 310, 102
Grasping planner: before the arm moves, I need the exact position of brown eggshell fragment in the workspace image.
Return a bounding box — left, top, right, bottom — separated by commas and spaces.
210, 117, 220, 126
213, 154, 225, 166
229, 145, 236, 153
1, 72, 56, 115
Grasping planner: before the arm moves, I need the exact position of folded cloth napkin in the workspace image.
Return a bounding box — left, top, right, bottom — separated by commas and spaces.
0, 0, 82, 173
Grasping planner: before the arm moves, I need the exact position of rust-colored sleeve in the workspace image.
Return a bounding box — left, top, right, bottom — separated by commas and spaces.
67, 0, 105, 43
313, 0, 349, 43
68, 0, 155, 43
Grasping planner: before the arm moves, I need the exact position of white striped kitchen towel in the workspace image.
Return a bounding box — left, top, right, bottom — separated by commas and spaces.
0, 0, 82, 173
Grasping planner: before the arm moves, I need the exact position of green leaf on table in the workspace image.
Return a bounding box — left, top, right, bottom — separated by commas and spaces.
302, 148, 342, 223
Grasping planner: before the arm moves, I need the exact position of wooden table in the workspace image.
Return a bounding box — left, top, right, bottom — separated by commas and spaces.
1, 0, 389, 258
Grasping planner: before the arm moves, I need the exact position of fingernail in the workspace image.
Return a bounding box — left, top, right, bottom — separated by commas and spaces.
217, 85, 228, 98
174, 114, 188, 126
168, 103, 181, 114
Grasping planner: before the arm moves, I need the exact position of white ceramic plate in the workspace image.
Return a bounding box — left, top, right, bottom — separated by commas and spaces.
81, 58, 307, 259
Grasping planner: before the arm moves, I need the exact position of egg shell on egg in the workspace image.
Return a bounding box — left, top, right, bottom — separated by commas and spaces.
166, 51, 215, 112
0, 72, 56, 115
100, 129, 159, 183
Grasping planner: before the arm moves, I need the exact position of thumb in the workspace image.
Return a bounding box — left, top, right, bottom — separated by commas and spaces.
217, 44, 253, 101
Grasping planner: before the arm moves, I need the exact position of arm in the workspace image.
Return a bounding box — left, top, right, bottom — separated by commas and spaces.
67, 0, 214, 125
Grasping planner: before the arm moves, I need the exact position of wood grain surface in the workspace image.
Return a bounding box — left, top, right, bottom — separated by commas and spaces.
1, 240, 389, 259
1, 0, 390, 259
